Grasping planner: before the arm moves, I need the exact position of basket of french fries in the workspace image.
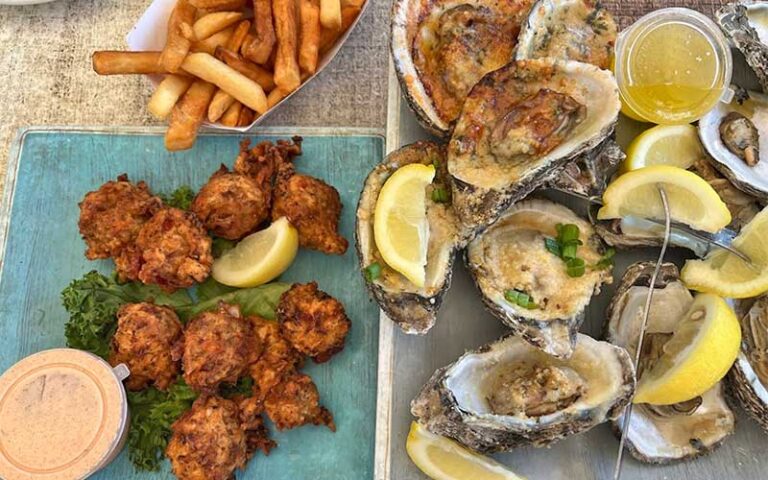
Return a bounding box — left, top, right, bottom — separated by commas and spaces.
93, 0, 366, 151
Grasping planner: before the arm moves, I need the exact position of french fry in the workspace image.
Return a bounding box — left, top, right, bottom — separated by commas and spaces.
165, 80, 216, 151
220, 101, 243, 126
227, 20, 251, 52
192, 26, 235, 55
299, 0, 321, 74
237, 107, 256, 126
208, 89, 237, 122
320, 0, 341, 30
266, 87, 289, 109
181, 52, 268, 113
160, 0, 197, 73
214, 46, 276, 91
340, 0, 364, 7
189, 0, 246, 10
242, 0, 276, 65
319, 5, 360, 54
92, 51, 167, 75
193, 11, 243, 40
273, 0, 301, 92
148, 75, 194, 120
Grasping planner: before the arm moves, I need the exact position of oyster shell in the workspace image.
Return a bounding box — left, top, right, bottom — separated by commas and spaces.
717, 1, 768, 92
411, 332, 635, 452
356, 141, 463, 334
729, 295, 768, 433
447, 59, 620, 231
699, 89, 768, 200
606, 262, 735, 463
390, 0, 534, 136
466, 198, 612, 358
544, 138, 625, 197
515, 0, 617, 69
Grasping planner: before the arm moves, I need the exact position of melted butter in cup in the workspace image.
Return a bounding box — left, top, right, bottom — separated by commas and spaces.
0, 349, 129, 480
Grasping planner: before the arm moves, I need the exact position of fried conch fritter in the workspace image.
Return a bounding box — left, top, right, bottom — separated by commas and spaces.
167, 395, 273, 480
233, 136, 303, 186
109, 302, 183, 391
278, 282, 351, 363
249, 315, 304, 402
115, 207, 213, 291
272, 162, 348, 255
78, 174, 162, 260
182, 302, 260, 392
264, 372, 335, 431
191, 165, 269, 240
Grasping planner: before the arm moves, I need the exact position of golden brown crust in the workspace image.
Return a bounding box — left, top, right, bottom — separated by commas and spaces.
166, 395, 249, 480
263, 372, 335, 431
109, 302, 184, 391
78, 174, 162, 260
272, 162, 348, 255
115, 207, 213, 291
191, 165, 270, 240
248, 316, 304, 402
182, 302, 260, 392
277, 282, 351, 363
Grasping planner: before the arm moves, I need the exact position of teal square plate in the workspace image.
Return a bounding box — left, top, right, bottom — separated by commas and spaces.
0, 126, 384, 480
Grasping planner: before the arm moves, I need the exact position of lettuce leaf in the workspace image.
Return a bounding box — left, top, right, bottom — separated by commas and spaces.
177, 282, 290, 321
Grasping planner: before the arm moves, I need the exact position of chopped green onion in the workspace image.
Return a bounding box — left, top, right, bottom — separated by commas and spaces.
595, 247, 616, 270
561, 243, 578, 260
431, 187, 449, 203
364, 262, 382, 282
558, 223, 580, 244
504, 289, 538, 309
566, 257, 586, 277
544, 237, 561, 257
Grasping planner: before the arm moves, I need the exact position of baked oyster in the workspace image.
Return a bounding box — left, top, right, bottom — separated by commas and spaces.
466, 198, 613, 358
411, 332, 635, 452
699, 89, 768, 200
516, 0, 617, 69
729, 295, 768, 433
447, 59, 620, 231
717, 1, 768, 92
356, 142, 463, 334
391, 0, 534, 136
606, 262, 735, 463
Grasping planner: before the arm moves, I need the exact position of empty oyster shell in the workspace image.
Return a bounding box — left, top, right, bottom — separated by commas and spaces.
515, 0, 617, 69
411, 332, 635, 452
605, 262, 735, 463
447, 59, 620, 231
699, 89, 768, 200
356, 142, 464, 334
466, 198, 612, 358
717, 1, 768, 92
390, 0, 534, 136
729, 295, 768, 433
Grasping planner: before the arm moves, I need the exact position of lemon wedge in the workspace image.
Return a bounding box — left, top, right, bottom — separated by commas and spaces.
212, 217, 299, 287
406, 422, 526, 480
374, 164, 435, 287
682, 206, 768, 298
634, 293, 741, 405
597, 165, 731, 233
621, 124, 704, 172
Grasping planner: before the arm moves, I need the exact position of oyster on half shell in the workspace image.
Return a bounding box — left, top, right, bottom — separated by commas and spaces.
717, 1, 768, 92
606, 262, 735, 463
516, 0, 617, 69
466, 198, 612, 358
390, 0, 535, 136
729, 294, 768, 433
699, 89, 768, 200
447, 59, 620, 231
411, 333, 635, 452
356, 142, 464, 334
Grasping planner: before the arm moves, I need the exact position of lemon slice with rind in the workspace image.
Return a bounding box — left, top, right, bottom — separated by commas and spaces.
212, 217, 299, 287
622, 124, 704, 172
374, 163, 435, 287
634, 293, 741, 405
406, 422, 526, 480
681, 206, 768, 298
597, 165, 731, 233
